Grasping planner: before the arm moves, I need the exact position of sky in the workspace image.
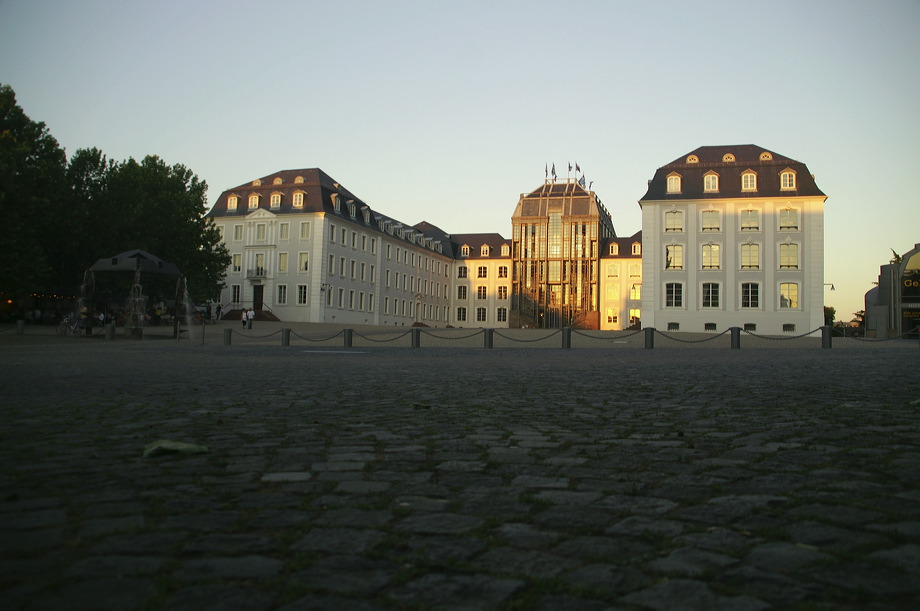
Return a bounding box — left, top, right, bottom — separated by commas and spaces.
2, 0, 917, 321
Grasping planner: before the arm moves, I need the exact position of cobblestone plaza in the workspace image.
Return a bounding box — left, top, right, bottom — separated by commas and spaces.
2, 325, 919, 609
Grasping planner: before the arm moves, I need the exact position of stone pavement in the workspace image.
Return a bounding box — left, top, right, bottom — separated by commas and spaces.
1, 328, 919, 610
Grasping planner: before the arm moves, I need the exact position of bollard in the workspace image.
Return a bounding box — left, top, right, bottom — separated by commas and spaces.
223, 327, 232, 346
644, 327, 655, 349
821, 325, 832, 349
105, 323, 115, 340
562, 327, 572, 349
730, 326, 741, 349
411, 327, 421, 348
282, 328, 291, 346
16, 320, 25, 335
344, 328, 353, 348
484, 328, 494, 349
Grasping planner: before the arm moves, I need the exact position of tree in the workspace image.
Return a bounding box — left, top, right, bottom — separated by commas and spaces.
824, 305, 836, 326
0, 84, 68, 297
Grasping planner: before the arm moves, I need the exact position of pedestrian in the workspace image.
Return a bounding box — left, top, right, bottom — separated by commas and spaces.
241, 308, 247, 327
246, 308, 254, 329
215, 304, 222, 321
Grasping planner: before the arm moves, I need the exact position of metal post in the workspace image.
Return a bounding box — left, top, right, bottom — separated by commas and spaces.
282, 328, 290, 346
484, 328, 493, 349
730, 326, 741, 349
562, 327, 572, 349
223, 327, 232, 346
821, 325, 832, 349
16, 320, 25, 335
411, 327, 421, 348
644, 327, 655, 349
344, 328, 353, 348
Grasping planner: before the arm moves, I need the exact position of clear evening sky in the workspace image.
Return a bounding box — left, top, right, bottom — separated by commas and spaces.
2, 0, 917, 321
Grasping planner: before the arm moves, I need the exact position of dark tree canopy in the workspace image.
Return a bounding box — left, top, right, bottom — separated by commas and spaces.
0, 83, 229, 303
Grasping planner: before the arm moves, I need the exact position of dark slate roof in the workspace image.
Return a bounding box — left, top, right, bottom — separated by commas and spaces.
449, 233, 511, 259
640, 145, 826, 201
600, 231, 643, 259
90, 249, 183, 277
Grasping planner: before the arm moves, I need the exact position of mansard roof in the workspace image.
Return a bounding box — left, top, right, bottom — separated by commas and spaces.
450, 233, 511, 259
640, 145, 826, 201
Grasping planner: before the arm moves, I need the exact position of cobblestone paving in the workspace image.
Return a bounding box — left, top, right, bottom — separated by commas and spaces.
1, 329, 919, 609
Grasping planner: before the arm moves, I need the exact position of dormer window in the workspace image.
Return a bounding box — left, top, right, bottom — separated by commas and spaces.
273, 177, 282, 185
362, 208, 370, 223
252, 179, 262, 186
781, 169, 797, 190
332, 194, 341, 213
270, 193, 282, 208
609, 243, 619, 255
461, 245, 470, 257
501, 244, 510, 256
294, 175, 304, 184
292, 191, 304, 208
686, 155, 699, 164
347, 202, 356, 218
481, 245, 490, 256
666, 173, 682, 194
632, 242, 641, 255
227, 195, 238, 211
248, 194, 259, 209
760, 152, 773, 161
741, 171, 757, 192
722, 153, 735, 163
703, 171, 719, 193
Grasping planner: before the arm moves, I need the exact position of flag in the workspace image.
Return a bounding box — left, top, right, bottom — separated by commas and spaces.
545, 163, 548, 178
575, 163, 581, 173
589, 181, 593, 190
568, 162, 572, 173
551, 163, 556, 178
578, 175, 586, 187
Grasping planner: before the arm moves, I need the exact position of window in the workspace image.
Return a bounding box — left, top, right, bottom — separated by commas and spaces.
702, 244, 720, 269
481, 245, 490, 256
498, 286, 508, 299
280, 223, 289, 240
329, 224, 336, 242
744, 323, 757, 332
667, 174, 681, 193
501, 245, 510, 256
665, 245, 683, 270
349, 290, 355, 309
461, 245, 470, 257
270, 193, 281, 208
779, 283, 799, 309
704, 323, 717, 331
665, 283, 683, 308
741, 283, 759, 308
497, 307, 508, 322
742, 171, 757, 191
277, 284, 287, 305
227, 196, 238, 210
722, 153, 735, 162
475, 266, 486, 278
368, 294, 375, 312
293, 192, 304, 208
781, 170, 797, 190
701, 210, 720, 232
300, 222, 310, 239
248, 194, 259, 209
704, 172, 719, 192
740, 209, 759, 231
607, 308, 618, 324
231, 284, 240, 303
629, 263, 640, 277
350, 260, 356, 279
779, 208, 799, 230
667, 322, 680, 331
458, 266, 468, 278
297, 285, 308, 305
340, 228, 346, 244
702, 283, 720, 308
371, 238, 377, 254
632, 243, 641, 255
232, 254, 241, 272
477, 286, 487, 300
360, 262, 366, 281
783, 324, 796, 333
498, 266, 508, 278
256, 224, 266, 241
457, 307, 467, 322
278, 252, 288, 273
339, 257, 346, 276
457, 286, 467, 300
476, 307, 487, 322
233, 225, 243, 241
665, 211, 683, 232
606, 263, 619, 277
299, 253, 309, 271
351, 231, 357, 249
609, 243, 619, 255
630, 284, 641, 300
255, 253, 265, 275
779, 243, 799, 269
741, 243, 760, 269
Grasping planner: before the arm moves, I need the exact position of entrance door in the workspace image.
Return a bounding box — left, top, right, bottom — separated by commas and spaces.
253, 285, 264, 311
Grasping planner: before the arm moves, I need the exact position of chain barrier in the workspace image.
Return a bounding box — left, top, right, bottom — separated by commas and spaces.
353, 330, 413, 343
842, 326, 920, 343
420, 329, 483, 341
655, 328, 732, 344
572, 328, 644, 341
493, 329, 562, 343
741, 327, 822, 341
289, 329, 344, 342
230, 328, 283, 340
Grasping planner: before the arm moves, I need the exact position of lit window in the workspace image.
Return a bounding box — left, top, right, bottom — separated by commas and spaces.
632, 243, 641, 255
741, 283, 759, 308
702, 244, 720, 269
702, 283, 720, 308
280, 223, 289, 240
779, 208, 799, 230
458, 266, 468, 278
293, 192, 304, 208
232, 254, 241, 272
477, 286, 487, 299
501, 245, 510, 256
477, 266, 487, 278
740, 209, 760, 231
299, 253, 309, 271
665, 245, 683, 270
248, 194, 259, 209
270, 193, 281, 208
606, 263, 619, 277
665, 211, 683, 232
667, 174, 682, 193
300, 222, 310, 239
609, 243, 619, 255
741, 244, 760, 269
227, 196, 238, 210
704, 173, 719, 192
294, 175, 304, 184
686, 155, 699, 163
278, 252, 288, 273
461, 245, 470, 257
498, 286, 508, 299
781, 170, 797, 190
780, 283, 799, 309
722, 153, 735, 162
701, 210, 720, 232
665, 283, 683, 308
498, 266, 508, 278
779, 243, 799, 269
481, 245, 490, 256
629, 284, 641, 300
759, 152, 773, 161
742, 172, 757, 191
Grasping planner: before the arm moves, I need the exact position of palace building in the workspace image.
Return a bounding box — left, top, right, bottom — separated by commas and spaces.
206, 145, 825, 333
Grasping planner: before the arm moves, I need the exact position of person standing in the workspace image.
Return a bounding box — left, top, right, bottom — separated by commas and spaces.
246, 308, 254, 329
241, 308, 247, 327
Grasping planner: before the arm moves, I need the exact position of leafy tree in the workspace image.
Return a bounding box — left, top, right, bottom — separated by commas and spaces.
824, 305, 836, 326
0, 84, 68, 297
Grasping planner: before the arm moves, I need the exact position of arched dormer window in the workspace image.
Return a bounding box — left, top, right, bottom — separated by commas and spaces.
703, 171, 719, 193
686, 155, 699, 164
270, 192, 282, 208
227, 195, 238, 211
294, 175, 304, 184
741, 170, 757, 192
781, 169, 797, 190
760, 152, 773, 161
252, 179, 261, 186
292, 191, 304, 208
722, 153, 736, 163
666, 172, 682, 194
273, 177, 282, 185
248, 194, 259, 209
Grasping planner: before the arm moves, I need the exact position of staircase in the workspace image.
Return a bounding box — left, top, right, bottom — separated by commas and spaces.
220, 309, 281, 323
